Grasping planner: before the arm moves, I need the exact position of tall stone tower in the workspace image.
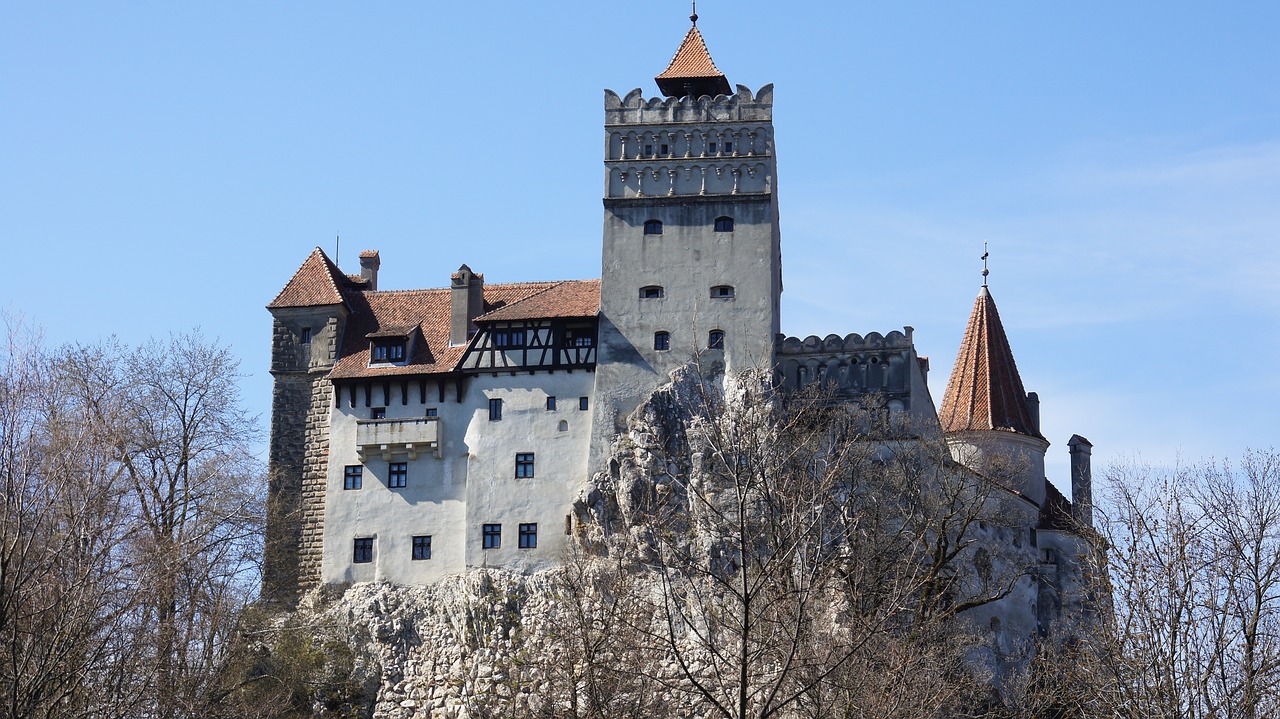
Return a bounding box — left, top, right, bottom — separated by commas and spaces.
591, 13, 782, 457
263, 247, 369, 600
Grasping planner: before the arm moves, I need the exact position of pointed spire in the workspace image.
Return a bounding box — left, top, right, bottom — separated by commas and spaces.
939, 286, 1043, 438
655, 12, 732, 98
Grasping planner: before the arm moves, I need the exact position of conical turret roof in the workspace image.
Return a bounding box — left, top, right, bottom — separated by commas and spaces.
939, 286, 1043, 438
655, 14, 732, 98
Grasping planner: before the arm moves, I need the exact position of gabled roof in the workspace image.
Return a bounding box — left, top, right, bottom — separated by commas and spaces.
655, 19, 732, 98
939, 287, 1043, 438
328, 281, 584, 380
476, 279, 601, 323
268, 247, 353, 309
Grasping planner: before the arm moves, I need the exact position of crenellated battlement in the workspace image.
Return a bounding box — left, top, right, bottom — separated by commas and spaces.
603, 84, 776, 199
775, 328, 918, 407
605, 83, 773, 125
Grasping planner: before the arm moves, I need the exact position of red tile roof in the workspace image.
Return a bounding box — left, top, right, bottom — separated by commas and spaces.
657, 25, 726, 81
476, 280, 601, 322
938, 287, 1042, 438
267, 247, 352, 309
329, 280, 594, 380
655, 23, 732, 98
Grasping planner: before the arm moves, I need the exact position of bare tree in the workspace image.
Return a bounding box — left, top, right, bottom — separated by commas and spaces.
0, 325, 263, 719
571, 366, 1030, 719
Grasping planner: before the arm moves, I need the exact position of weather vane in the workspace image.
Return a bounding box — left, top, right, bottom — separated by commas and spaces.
981, 241, 990, 287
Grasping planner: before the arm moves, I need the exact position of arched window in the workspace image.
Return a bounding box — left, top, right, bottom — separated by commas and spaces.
707, 330, 725, 350
654, 331, 670, 351
714, 216, 734, 232
643, 219, 663, 235
639, 285, 664, 299
710, 285, 735, 299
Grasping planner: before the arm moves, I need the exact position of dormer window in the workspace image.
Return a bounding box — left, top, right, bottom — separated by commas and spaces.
371, 340, 405, 363
640, 285, 664, 299
644, 220, 663, 235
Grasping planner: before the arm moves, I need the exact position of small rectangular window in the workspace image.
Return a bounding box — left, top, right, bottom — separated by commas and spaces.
412, 535, 432, 560
483, 524, 501, 549
353, 537, 373, 564
724, 141, 733, 153
425, 407, 438, 417
489, 398, 503, 421
644, 144, 653, 157
709, 142, 717, 153
519, 523, 538, 549
344, 465, 363, 490
300, 327, 312, 344
708, 330, 725, 350
654, 332, 670, 351
372, 407, 386, 420
579, 397, 589, 411
372, 341, 406, 362
546, 396, 556, 411
659, 143, 669, 156
640, 286, 664, 299
389, 462, 407, 489
515, 453, 535, 478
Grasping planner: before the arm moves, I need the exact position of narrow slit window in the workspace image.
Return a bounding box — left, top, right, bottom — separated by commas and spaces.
300, 327, 312, 344
489, 398, 502, 421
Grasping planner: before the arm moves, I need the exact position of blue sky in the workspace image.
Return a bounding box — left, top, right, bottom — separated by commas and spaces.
3, 2, 1277, 487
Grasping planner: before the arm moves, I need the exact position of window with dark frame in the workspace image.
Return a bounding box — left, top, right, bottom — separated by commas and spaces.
489, 398, 502, 421
711, 285, 736, 298
709, 142, 717, 154
579, 396, 589, 411
515, 453, 535, 478
563, 328, 594, 348
519, 523, 538, 549
482, 524, 501, 549
344, 465, 363, 490
300, 327, 312, 344
724, 141, 733, 154
425, 407, 438, 417
389, 462, 407, 489
708, 330, 725, 350
643, 219, 663, 235
654, 331, 670, 351
372, 341, 406, 362
546, 396, 556, 411
639, 285, 664, 299
714, 216, 734, 232
659, 143, 669, 156
353, 537, 373, 564
412, 535, 432, 560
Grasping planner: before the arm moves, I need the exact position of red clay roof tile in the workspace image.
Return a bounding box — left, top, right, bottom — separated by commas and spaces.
938, 287, 1042, 438
476, 279, 601, 322
328, 280, 596, 380
268, 247, 351, 309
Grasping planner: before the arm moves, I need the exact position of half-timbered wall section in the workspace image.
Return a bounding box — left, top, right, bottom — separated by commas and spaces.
459, 318, 599, 372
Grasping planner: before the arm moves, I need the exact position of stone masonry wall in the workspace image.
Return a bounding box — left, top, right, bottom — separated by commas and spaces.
265, 314, 340, 600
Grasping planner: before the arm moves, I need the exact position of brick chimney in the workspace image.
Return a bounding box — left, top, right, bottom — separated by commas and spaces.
359, 250, 380, 291
1068, 435, 1094, 529
450, 264, 484, 346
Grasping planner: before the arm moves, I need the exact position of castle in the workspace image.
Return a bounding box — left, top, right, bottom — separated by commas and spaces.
264, 14, 1096, 645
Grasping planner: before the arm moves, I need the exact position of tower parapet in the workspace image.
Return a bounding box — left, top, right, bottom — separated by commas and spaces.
603, 85, 775, 200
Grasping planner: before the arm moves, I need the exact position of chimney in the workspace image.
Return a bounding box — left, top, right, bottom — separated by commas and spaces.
1068, 435, 1094, 529
1025, 391, 1041, 435
450, 264, 484, 346
359, 250, 380, 291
